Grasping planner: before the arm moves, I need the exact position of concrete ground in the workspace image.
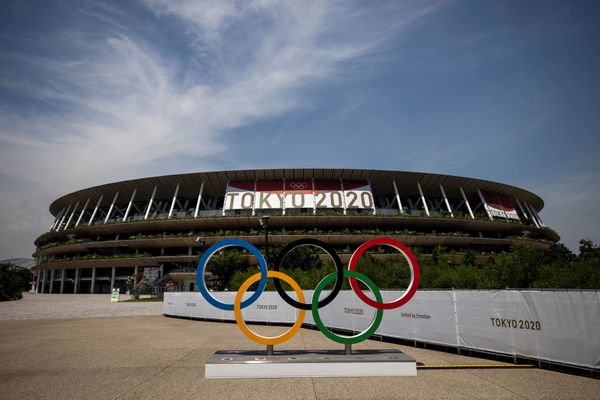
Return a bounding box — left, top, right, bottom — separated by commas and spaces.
0, 293, 162, 320
0, 295, 598, 399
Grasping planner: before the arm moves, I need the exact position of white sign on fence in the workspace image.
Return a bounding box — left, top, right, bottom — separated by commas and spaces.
164, 289, 600, 370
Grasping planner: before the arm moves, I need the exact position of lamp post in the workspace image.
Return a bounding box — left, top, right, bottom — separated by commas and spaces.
258, 214, 272, 356
259, 214, 270, 267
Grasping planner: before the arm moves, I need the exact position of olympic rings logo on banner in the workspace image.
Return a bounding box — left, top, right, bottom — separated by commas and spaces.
196, 237, 420, 346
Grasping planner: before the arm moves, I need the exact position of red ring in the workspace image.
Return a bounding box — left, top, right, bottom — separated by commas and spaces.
348, 237, 420, 310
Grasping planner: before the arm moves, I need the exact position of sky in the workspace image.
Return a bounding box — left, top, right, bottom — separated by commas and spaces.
0, 0, 599, 258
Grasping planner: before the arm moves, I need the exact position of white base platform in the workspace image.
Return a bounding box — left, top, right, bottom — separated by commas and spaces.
205, 349, 417, 379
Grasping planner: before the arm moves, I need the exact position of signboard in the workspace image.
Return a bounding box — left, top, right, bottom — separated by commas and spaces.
111, 288, 120, 303
481, 191, 520, 220
223, 180, 375, 211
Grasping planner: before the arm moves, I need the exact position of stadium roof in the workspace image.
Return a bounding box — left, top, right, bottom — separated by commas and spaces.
49, 168, 544, 214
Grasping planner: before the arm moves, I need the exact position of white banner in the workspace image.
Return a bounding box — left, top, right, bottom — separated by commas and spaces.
223, 180, 374, 211
284, 181, 314, 209
164, 289, 600, 369
481, 191, 520, 220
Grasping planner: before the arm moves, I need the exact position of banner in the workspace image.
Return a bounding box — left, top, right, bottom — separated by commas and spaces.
164, 289, 600, 369
481, 191, 520, 220
223, 180, 375, 211
284, 181, 314, 209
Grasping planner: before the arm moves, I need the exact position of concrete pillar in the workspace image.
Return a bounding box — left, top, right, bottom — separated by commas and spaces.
477, 189, 493, 220
41, 270, 47, 293
60, 269, 65, 294
32, 269, 39, 293
36, 269, 41, 293
90, 267, 96, 294
49, 270, 55, 293
110, 266, 116, 290
460, 187, 475, 219
74, 268, 80, 294
417, 182, 430, 216
159, 263, 164, 278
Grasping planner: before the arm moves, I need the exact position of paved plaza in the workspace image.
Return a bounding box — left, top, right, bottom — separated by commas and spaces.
0, 294, 598, 399
0, 293, 162, 321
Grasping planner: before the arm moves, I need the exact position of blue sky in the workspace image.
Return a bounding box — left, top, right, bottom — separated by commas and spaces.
0, 0, 599, 258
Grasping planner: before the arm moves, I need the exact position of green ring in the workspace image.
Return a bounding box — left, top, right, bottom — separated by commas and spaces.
311, 270, 384, 345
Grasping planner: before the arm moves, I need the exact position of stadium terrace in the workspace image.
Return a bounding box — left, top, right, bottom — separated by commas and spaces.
31, 168, 558, 294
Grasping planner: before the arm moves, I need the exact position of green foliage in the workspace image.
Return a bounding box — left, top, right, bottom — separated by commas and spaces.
126, 274, 151, 299
419, 239, 600, 289
277, 245, 323, 271
217, 238, 600, 291
0, 265, 32, 301
205, 250, 250, 290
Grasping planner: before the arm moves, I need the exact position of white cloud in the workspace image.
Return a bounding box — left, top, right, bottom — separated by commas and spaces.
0, 0, 443, 257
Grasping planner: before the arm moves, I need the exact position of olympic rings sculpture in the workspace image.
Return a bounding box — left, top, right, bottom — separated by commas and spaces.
196, 237, 420, 346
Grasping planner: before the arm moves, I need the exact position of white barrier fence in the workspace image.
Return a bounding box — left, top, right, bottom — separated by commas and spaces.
163, 289, 600, 370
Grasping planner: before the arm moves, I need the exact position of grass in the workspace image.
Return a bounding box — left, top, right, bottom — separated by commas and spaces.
121, 297, 163, 302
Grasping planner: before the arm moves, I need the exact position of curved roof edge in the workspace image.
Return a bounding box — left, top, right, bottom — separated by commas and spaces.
49, 168, 545, 215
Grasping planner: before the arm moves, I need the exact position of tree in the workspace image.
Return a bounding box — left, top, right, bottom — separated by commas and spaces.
205, 250, 250, 290
277, 245, 323, 271
0, 264, 32, 301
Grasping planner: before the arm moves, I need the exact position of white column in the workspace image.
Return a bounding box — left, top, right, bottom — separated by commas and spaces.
36, 269, 42, 293
31, 269, 38, 293
417, 182, 430, 216
50, 208, 65, 231
168, 184, 180, 218
49, 270, 55, 293
368, 180, 376, 215
281, 179, 286, 216
123, 189, 137, 221
193, 182, 204, 218
222, 180, 230, 216
439, 184, 454, 217
144, 186, 157, 220
340, 179, 347, 215
251, 180, 257, 217
312, 178, 317, 215
75, 198, 90, 227
529, 205, 545, 227
74, 268, 80, 294
41, 269, 47, 293
90, 267, 96, 294
60, 269, 65, 294
104, 192, 119, 224
63, 201, 79, 231
515, 198, 529, 220
459, 187, 475, 219
88, 195, 104, 225
56, 204, 72, 231
477, 189, 493, 220
110, 266, 116, 290
392, 180, 404, 214
159, 264, 164, 277
524, 202, 541, 228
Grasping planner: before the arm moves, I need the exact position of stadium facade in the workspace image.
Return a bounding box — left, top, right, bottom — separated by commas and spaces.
32, 169, 558, 294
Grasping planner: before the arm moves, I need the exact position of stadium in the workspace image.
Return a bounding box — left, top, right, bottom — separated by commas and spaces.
32, 168, 558, 294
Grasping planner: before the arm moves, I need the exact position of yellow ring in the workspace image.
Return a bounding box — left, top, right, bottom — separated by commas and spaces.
234, 271, 306, 345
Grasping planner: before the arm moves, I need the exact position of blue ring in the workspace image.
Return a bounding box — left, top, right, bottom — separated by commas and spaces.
196, 239, 268, 311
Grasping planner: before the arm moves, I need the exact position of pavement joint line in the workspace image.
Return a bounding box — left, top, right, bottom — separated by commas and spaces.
113, 341, 210, 400
465, 368, 528, 400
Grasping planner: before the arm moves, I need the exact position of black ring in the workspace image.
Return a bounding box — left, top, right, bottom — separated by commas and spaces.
272, 238, 344, 310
